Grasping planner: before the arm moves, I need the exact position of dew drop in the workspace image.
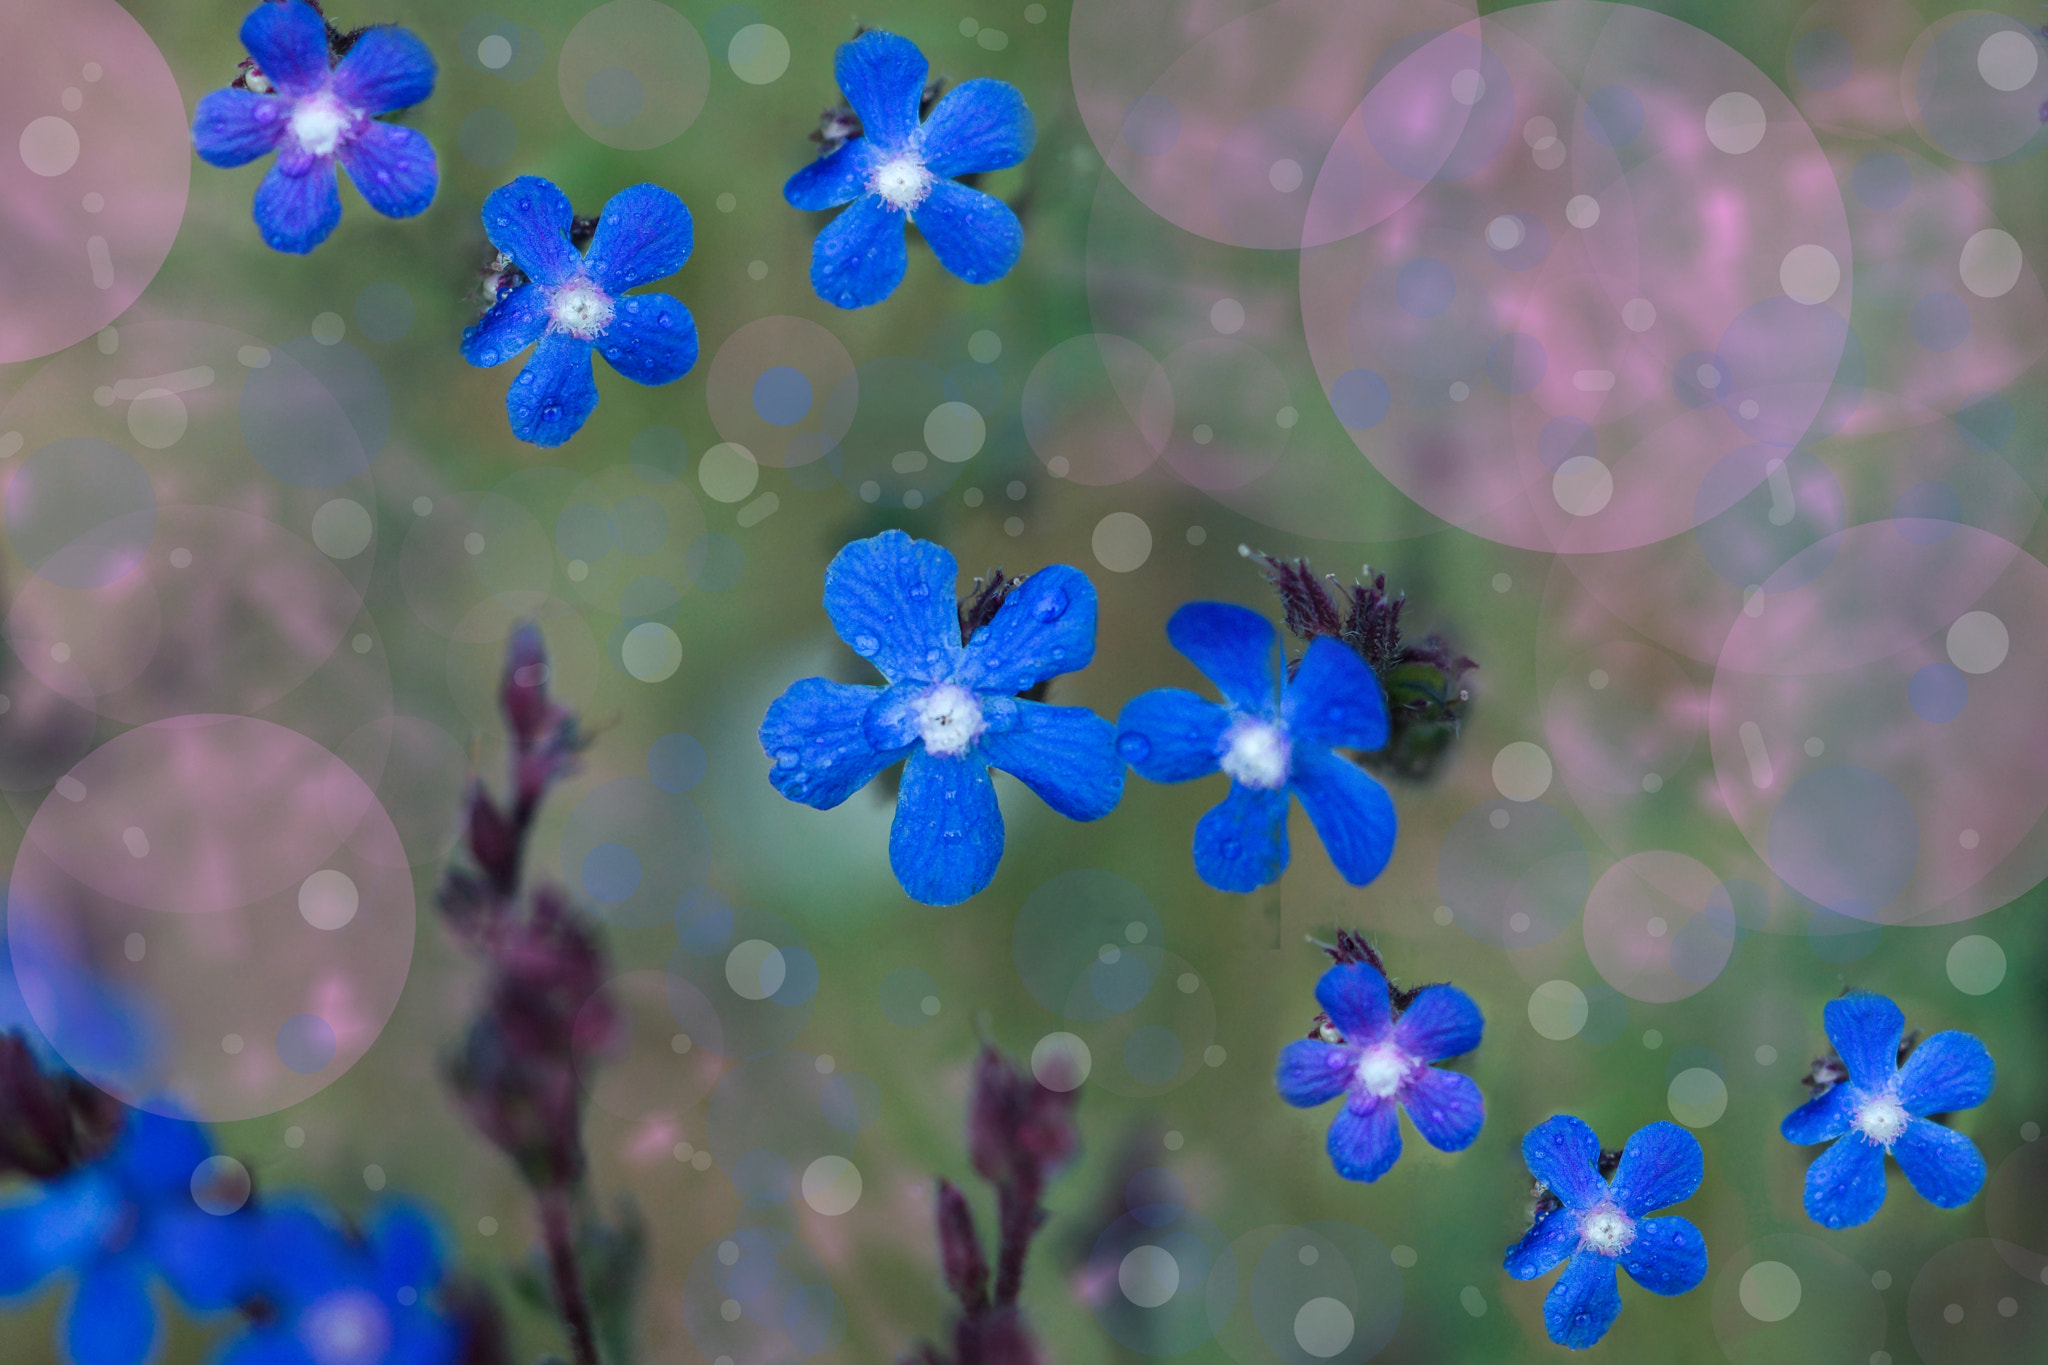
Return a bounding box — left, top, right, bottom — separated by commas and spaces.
1034, 590, 1069, 622
852, 634, 880, 656
1221, 839, 1241, 859
1117, 734, 1152, 763
775, 749, 799, 769
909, 583, 930, 600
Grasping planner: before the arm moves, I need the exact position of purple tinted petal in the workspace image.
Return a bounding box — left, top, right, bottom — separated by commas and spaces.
585, 183, 693, 292
835, 30, 926, 149
1276, 1039, 1353, 1108
952, 563, 1097, 694
337, 120, 436, 218
66, 1257, 155, 1365
889, 749, 1002, 905
978, 701, 1122, 822
240, 0, 330, 97
921, 78, 1035, 177
1315, 962, 1391, 1043
1192, 782, 1289, 892
760, 678, 899, 809
1801, 1132, 1888, 1228
785, 139, 885, 211
1401, 1066, 1483, 1152
1779, 1085, 1858, 1146
191, 88, 287, 167
1892, 1118, 1986, 1209
1895, 1030, 1994, 1117
481, 176, 580, 288
1167, 602, 1277, 713
1609, 1121, 1703, 1216
910, 179, 1023, 286
1523, 1115, 1605, 1211
1619, 1216, 1707, 1296
1289, 747, 1396, 886
460, 284, 548, 367
821, 530, 962, 684
809, 195, 908, 309
1504, 1209, 1580, 1281
1115, 689, 1226, 783
1542, 1252, 1622, 1349
504, 333, 598, 447
329, 24, 436, 113
1327, 1095, 1401, 1182
1393, 984, 1484, 1062
1284, 637, 1389, 750
252, 159, 341, 254
598, 294, 697, 387
1823, 992, 1905, 1087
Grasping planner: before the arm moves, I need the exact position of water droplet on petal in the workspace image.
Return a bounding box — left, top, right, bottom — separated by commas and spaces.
775, 749, 799, 769
1117, 733, 1152, 763
909, 584, 930, 601
1034, 590, 1069, 623
852, 634, 880, 657
1221, 839, 1242, 859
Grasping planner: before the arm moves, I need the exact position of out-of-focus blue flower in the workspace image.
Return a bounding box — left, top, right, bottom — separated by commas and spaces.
785, 30, 1033, 308
1275, 961, 1483, 1182
1780, 992, 1993, 1228
462, 176, 697, 447
0, 1108, 252, 1365
1116, 603, 1396, 893
1504, 1117, 1708, 1350
190, 0, 438, 254
759, 530, 1121, 906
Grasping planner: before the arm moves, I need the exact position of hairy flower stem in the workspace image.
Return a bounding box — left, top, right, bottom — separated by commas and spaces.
539, 1186, 603, 1365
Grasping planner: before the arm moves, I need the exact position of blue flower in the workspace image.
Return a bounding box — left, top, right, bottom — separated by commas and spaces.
1116, 603, 1396, 893
759, 530, 1121, 906
190, 1, 437, 254
1505, 1117, 1708, 1350
1275, 961, 1484, 1182
461, 176, 697, 448
0, 1108, 253, 1365
785, 30, 1034, 308
1780, 992, 1993, 1228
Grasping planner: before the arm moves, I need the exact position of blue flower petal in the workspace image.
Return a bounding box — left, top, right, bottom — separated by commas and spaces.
214, 1330, 297, 1365
1523, 1115, 1605, 1211
760, 678, 899, 809
1780, 1084, 1858, 1146
460, 284, 548, 368
910, 179, 1024, 286
1315, 962, 1390, 1044
1542, 1251, 1622, 1349
1801, 1132, 1887, 1228
1289, 747, 1396, 886
1892, 1118, 1985, 1209
118, 1111, 212, 1194
952, 563, 1097, 695
65, 1256, 155, 1365
859, 682, 925, 752
1895, 1030, 1994, 1117
329, 24, 437, 113
1166, 603, 1277, 713
240, 0, 331, 97
481, 176, 580, 289
978, 701, 1122, 822
1275, 1038, 1353, 1109
1392, 984, 1483, 1062
386, 1307, 458, 1365
921, 78, 1036, 177
834, 30, 927, 150
1619, 1216, 1707, 1296
598, 294, 698, 387
785, 139, 886, 211
1192, 781, 1290, 892
1823, 992, 1905, 1086
1327, 1095, 1401, 1182
888, 750, 1002, 906
809, 195, 908, 309
1114, 689, 1226, 783
253, 1201, 354, 1294
0, 1201, 59, 1295
154, 1208, 259, 1311
504, 333, 599, 447
369, 1203, 443, 1298
585, 184, 693, 292
822, 530, 962, 684
1504, 1209, 1581, 1282
338, 121, 436, 219
1608, 1121, 1703, 1217
191, 89, 286, 167
253, 161, 341, 254
1284, 637, 1389, 751
1401, 1066, 1483, 1152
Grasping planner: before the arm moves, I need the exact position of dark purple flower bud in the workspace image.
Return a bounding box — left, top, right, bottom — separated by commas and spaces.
501, 624, 557, 748
464, 782, 521, 896
952, 1307, 1041, 1365
968, 1048, 1078, 1187
0, 1030, 124, 1179
442, 1275, 515, 1365
936, 1180, 989, 1311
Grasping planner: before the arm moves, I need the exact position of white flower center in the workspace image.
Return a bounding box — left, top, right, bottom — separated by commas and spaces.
872, 155, 934, 211
549, 282, 615, 340
1579, 1205, 1635, 1256
1853, 1093, 1910, 1147
288, 93, 353, 158
1219, 718, 1291, 790
917, 683, 985, 757
299, 1289, 391, 1365
1354, 1043, 1411, 1098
